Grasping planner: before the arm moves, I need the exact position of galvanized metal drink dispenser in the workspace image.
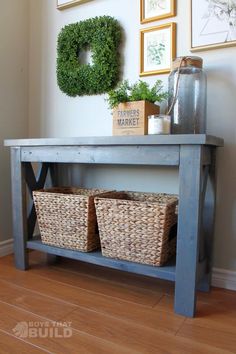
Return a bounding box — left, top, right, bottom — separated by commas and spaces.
168, 56, 207, 134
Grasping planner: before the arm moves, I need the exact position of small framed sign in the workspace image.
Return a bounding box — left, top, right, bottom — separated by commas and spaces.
140, 23, 176, 76
140, 0, 176, 24
191, 0, 236, 51
57, 0, 91, 10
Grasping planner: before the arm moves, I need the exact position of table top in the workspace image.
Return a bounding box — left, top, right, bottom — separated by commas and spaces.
4, 135, 224, 147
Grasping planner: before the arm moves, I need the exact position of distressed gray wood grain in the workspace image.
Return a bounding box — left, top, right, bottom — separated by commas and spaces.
27, 239, 176, 281
45, 163, 61, 265
202, 146, 211, 165
10, 147, 29, 270
6, 136, 223, 317
4, 134, 224, 147
20, 146, 180, 166
198, 165, 210, 262
198, 148, 217, 292
174, 145, 203, 317
25, 163, 50, 239
48, 163, 59, 187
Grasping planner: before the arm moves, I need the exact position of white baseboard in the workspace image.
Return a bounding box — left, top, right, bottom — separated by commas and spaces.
212, 268, 236, 291
0, 239, 13, 257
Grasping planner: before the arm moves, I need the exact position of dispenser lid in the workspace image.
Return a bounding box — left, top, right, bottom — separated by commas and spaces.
172, 56, 203, 70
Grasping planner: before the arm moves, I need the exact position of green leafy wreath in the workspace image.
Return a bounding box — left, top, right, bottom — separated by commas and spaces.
57, 16, 122, 97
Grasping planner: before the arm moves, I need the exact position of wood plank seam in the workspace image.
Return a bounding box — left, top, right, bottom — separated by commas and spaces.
0, 278, 164, 327
0, 328, 52, 354
151, 294, 166, 308
174, 317, 188, 336
0, 255, 234, 354
15, 272, 159, 307
0, 277, 184, 338
0, 276, 158, 320
0, 298, 137, 353
47, 265, 165, 297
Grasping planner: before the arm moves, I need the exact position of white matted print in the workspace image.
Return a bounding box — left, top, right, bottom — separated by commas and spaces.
140, 23, 176, 76
191, 0, 236, 51
140, 0, 176, 23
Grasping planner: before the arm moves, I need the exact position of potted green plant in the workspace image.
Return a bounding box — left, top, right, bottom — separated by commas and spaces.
107, 80, 168, 136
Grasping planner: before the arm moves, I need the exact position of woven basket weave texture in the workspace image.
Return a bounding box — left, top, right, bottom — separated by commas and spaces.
95, 191, 178, 266
33, 187, 114, 252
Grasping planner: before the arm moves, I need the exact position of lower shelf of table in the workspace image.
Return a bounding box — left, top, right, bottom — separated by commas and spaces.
27, 238, 176, 282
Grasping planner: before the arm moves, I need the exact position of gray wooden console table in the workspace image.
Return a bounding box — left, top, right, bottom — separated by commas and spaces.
4, 135, 223, 317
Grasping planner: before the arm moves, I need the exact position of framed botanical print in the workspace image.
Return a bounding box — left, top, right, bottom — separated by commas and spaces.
57, 0, 91, 10
191, 0, 236, 51
140, 0, 176, 24
140, 23, 176, 76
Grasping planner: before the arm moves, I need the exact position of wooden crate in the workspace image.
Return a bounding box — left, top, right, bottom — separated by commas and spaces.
112, 100, 160, 136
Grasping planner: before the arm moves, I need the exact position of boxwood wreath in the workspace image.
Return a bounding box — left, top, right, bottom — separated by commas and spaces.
57, 16, 122, 97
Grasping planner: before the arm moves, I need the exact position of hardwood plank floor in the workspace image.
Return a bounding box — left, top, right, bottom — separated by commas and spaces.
0, 252, 235, 354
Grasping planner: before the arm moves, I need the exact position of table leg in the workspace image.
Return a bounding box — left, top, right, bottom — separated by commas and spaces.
174, 145, 203, 317
10, 147, 28, 270
47, 163, 61, 265
198, 148, 216, 292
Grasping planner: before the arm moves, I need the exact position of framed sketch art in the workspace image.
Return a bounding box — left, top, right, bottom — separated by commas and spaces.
140, 23, 176, 76
140, 0, 176, 24
191, 0, 236, 51
57, 0, 91, 10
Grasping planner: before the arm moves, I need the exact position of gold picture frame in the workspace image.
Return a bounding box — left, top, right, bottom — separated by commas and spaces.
57, 0, 91, 10
140, 23, 176, 76
140, 0, 176, 24
191, 0, 236, 52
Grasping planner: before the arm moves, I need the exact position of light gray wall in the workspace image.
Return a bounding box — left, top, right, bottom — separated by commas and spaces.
29, 0, 236, 271
0, 0, 29, 242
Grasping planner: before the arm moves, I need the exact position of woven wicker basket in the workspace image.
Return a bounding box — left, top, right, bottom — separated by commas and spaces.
95, 191, 178, 266
33, 187, 114, 252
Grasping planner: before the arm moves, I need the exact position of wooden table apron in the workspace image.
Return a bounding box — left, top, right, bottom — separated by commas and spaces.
4, 135, 223, 318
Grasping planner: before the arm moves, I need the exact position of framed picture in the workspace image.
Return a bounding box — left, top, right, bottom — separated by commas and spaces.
140, 0, 176, 24
57, 0, 90, 10
191, 0, 236, 51
140, 23, 176, 76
